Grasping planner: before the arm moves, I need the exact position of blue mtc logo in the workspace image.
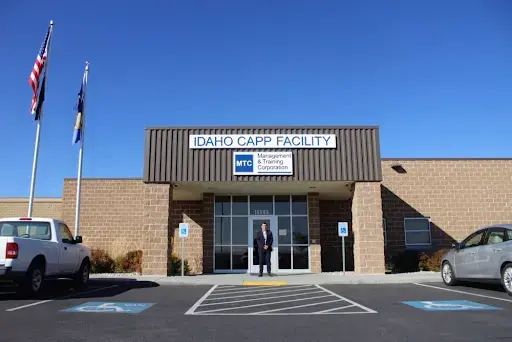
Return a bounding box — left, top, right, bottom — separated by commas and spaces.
235, 154, 254, 173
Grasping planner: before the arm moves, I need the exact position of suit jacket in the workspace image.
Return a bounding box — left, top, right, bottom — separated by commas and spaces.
256, 230, 273, 251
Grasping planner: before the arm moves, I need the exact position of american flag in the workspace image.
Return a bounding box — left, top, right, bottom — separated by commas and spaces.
28, 24, 52, 116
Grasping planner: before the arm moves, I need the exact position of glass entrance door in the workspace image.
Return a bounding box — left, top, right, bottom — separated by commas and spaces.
249, 217, 278, 274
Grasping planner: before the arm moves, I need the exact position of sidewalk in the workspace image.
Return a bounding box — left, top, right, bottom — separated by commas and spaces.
90, 271, 441, 286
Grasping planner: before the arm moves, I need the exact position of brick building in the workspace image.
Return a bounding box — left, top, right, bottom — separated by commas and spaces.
1, 126, 511, 276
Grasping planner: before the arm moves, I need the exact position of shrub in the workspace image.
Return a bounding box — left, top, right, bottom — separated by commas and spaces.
90, 248, 115, 273
169, 254, 191, 275
116, 250, 143, 273
419, 248, 449, 271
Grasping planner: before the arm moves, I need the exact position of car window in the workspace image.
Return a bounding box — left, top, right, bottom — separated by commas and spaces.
506, 229, 512, 241
462, 230, 486, 248
486, 228, 505, 245
59, 223, 74, 243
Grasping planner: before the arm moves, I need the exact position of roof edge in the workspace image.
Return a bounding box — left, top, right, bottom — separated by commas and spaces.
382, 158, 512, 161
144, 125, 380, 130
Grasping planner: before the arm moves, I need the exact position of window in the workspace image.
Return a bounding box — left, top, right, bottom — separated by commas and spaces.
506, 229, 512, 241
404, 218, 431, 246
0, 221, 51, 240
462, 230, 486, 249
59, 223, 74, 243
486, 228, 505, 245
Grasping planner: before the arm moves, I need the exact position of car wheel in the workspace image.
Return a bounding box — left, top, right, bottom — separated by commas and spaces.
501, 263, 512, 296
74, 259, 90, 288
23, 263, 45, 297
441, 261, 457, 286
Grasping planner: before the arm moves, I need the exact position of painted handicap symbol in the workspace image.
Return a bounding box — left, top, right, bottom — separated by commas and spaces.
402, 300, 501, 311
421, 301, 482, 310
76, 303, 128, 312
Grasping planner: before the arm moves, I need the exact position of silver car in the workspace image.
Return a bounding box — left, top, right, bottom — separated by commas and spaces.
441, 224, 512, 295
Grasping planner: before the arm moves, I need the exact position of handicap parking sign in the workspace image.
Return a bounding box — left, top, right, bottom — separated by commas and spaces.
62, 302, 154, 314
179, 223, 189, 238
338, 222, 348, 237
402, 300, 501, 311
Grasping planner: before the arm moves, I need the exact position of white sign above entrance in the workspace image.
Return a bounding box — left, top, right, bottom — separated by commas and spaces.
233, 152, 293, 176
189, 134, 336, 149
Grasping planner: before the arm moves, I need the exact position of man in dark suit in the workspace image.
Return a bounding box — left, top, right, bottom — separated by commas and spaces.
256, 221, 273, 277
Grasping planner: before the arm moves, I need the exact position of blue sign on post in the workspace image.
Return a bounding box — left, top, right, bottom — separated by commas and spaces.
338, 222, 348, 237
179, 223, 189, 238
62, 302, 154, 314
402, 300, 501, 311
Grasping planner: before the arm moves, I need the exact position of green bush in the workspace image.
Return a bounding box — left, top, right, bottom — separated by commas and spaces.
169, 254, 191, 275
90, 248, 115, 273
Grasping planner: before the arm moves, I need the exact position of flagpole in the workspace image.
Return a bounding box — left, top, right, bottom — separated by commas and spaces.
27, 20, 54, 218
74, 61, 89, 238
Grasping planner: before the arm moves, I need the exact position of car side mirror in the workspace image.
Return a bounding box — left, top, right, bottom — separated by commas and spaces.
75, 236, 83, 244
452, 242, 461, 250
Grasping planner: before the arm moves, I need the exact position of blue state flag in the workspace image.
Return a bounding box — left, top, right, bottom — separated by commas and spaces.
72, 81, 84, 145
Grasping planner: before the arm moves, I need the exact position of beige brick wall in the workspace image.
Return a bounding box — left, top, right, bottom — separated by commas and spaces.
352, 182, 385, 274
142, 183, 171, 275
382, 159, 512, 252
0, 198, 62, 219
169, 200, 204, 274
62, 178, 145, 258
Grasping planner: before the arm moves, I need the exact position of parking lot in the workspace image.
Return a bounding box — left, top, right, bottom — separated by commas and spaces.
0, 279, 512, 341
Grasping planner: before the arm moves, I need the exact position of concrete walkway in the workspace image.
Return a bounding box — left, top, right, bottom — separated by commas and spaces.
90, 271, 442, 285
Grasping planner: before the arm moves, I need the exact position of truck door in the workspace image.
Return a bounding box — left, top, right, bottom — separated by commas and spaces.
58, 223, 79, 273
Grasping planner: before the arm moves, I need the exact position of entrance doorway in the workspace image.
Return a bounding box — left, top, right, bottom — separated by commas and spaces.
249, 216, 278, 274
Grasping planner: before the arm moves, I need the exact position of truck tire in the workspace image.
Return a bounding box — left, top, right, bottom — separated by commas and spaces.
23, 262, 45, 297
74, 259, 90, 288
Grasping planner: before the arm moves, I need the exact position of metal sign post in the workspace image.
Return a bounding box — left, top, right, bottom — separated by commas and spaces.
178, 223, 189, 276
338, 222, 348, 275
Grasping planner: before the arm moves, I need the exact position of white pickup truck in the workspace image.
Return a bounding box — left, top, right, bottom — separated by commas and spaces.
0, 217, 91, 296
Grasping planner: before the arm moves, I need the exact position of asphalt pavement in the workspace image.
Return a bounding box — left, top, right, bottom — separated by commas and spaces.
0, 279, 511, 341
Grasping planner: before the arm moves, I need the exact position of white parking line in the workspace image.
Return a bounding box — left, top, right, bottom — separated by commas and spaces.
196, 294, 334, 314
184, 285, 218, 315
6, 285, 119, 312
315, 285, 377, 313
200, 290, 327, 306
250, 299, 346, 314
212, 285, 276, 294
204, 286, 318, 301
207, 285, 312, 296
413, 283, 512, 303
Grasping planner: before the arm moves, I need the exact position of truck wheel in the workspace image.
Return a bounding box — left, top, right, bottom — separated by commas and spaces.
23, 263, 45, 297
74, 259, 90, 288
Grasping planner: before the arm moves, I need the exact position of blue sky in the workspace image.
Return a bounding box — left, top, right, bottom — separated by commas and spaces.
1, 1, 511, 197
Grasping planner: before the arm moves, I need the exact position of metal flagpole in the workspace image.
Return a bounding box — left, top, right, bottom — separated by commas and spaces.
28, 20, 54, 217
74, 62, 89, 238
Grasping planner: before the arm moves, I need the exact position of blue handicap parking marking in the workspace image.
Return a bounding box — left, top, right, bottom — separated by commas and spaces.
61, 302, 154, 314
402, 300, 502, 312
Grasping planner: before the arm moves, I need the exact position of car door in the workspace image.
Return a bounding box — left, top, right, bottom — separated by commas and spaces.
58, 223, 79, 273
477, 227, 507, 279
454, 229, 487, 279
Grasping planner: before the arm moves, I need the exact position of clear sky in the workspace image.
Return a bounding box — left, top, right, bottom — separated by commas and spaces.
1, 0, 511, 197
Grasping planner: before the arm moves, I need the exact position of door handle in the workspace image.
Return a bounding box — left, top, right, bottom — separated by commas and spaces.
64, 247, 67, 250
470, 251, 476, 255
493, 248, 502, 252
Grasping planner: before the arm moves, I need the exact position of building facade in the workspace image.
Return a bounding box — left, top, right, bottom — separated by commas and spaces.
1, 126, 511, 276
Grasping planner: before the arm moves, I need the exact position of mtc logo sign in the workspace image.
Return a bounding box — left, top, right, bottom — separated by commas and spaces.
234, 154, 254, 174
